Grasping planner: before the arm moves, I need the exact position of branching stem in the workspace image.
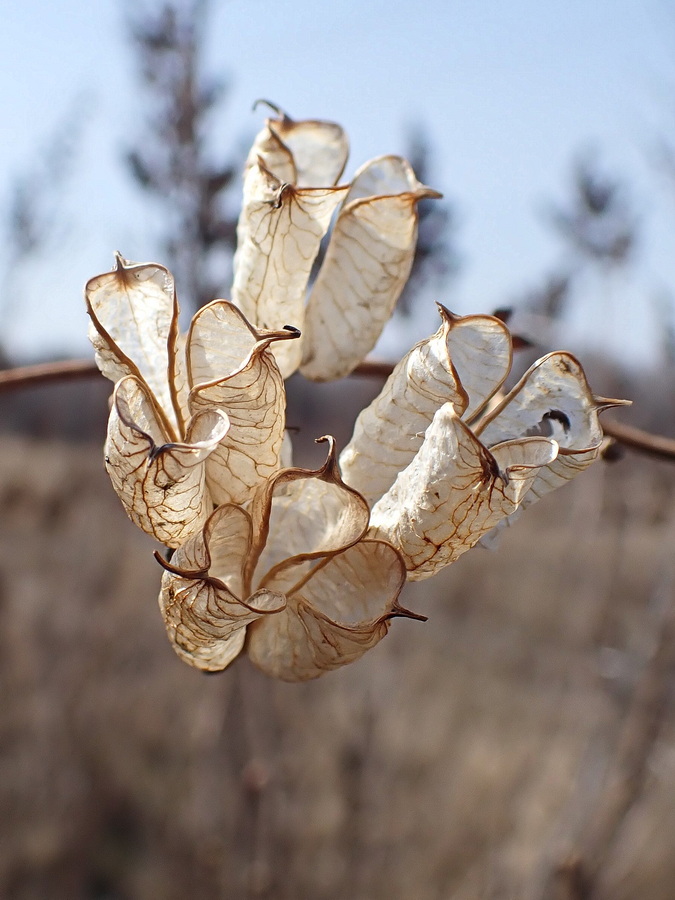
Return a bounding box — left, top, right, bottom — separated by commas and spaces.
1, 357, 674, 462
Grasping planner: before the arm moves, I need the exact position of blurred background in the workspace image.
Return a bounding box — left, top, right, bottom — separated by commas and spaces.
2, 1, 675, 898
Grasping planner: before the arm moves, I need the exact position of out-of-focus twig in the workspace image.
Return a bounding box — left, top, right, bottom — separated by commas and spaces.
594, 418, 675, 463
1, 357, 674, 464
352, 359, 398, 380
0, 359, 99, 392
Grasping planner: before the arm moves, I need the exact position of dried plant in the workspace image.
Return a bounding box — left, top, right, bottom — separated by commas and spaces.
85, 106, 628, 681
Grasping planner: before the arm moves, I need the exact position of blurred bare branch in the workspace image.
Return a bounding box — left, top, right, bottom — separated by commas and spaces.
548, 154, 637, 268
0, 359, 101, 392
652, 288, 675, 368
0, 357, 670, 463
597, 418, 675, 463
124, 0, 241, 312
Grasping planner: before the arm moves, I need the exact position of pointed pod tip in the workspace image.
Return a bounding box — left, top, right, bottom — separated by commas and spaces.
435, 302, 461, 325
255, 322, 302, 348
389, 603, 428, 623
420, 187, 443, 200
110, 251, 141, 288
594, 395, 632, 412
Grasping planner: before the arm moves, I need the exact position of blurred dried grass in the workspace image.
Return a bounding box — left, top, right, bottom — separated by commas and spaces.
1, 380, 675, 899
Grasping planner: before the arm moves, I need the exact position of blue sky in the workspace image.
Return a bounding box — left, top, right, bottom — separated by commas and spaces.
2, 0, 674, 364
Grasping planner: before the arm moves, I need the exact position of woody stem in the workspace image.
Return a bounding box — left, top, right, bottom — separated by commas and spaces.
1, 357, 673, 462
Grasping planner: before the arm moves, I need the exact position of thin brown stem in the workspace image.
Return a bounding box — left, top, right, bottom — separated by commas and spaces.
1, 357, 674, 463
352, 359, 398, 380
0, 358, 100, 392
598, 418, 675, 463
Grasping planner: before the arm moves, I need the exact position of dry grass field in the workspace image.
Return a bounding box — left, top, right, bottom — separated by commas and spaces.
1, 374, 675, 899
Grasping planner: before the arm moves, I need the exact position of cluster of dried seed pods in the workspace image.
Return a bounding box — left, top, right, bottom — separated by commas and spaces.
86, 105, 626, 681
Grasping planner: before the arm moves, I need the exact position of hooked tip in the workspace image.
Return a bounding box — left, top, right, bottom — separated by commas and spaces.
252, 99, 291, 123
153, 549, 207, 580
314, 435, 340, 474
314, 434, 335, 449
